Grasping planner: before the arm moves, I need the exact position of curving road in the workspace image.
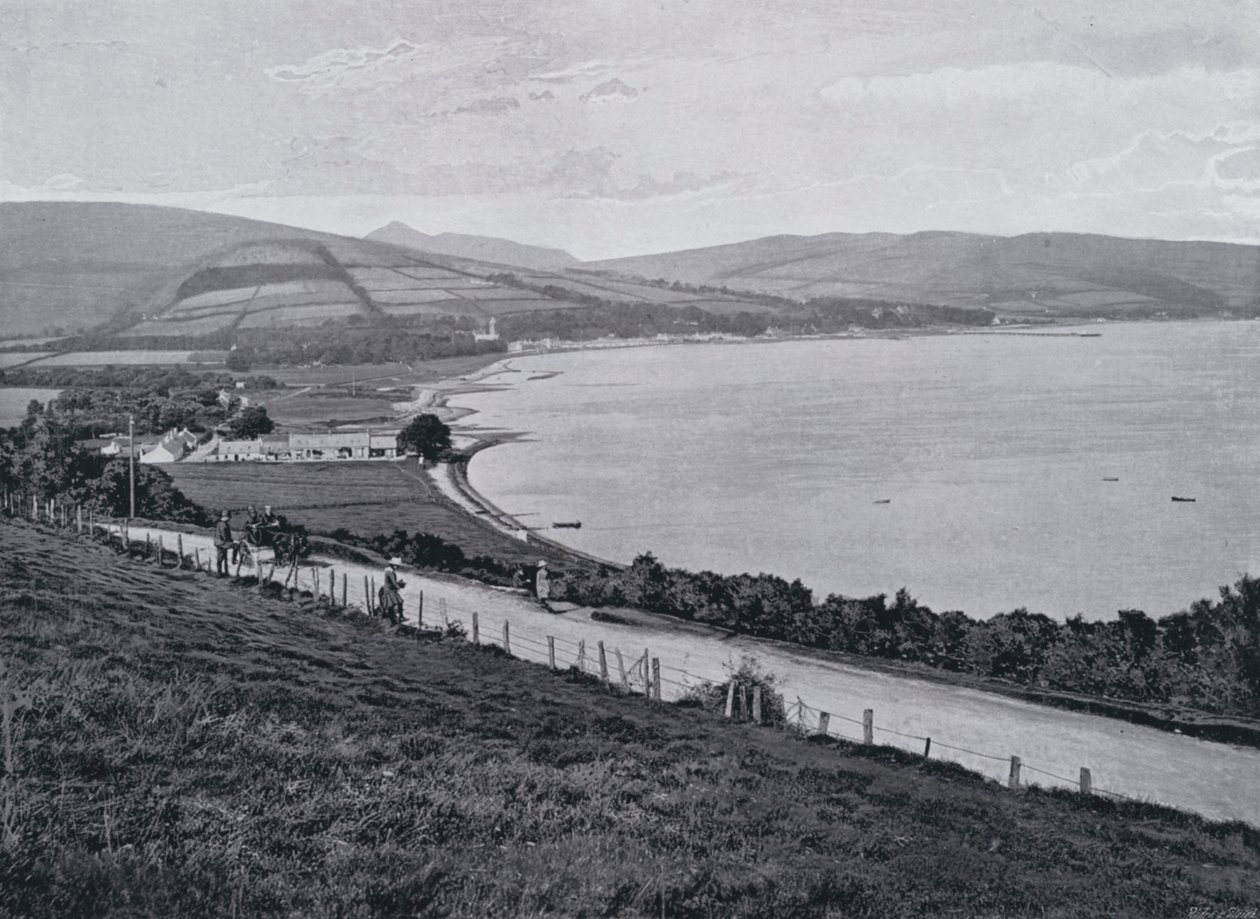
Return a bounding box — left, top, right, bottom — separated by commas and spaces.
110, 521, 1260, 827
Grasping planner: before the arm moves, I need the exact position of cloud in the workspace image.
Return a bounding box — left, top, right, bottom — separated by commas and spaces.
1049, 125, 1260, 198
580, 77, 639, 103
37, 173, 86, 191
1210, 147, 1260, 192
265, 40, 418, 95
582, 170, 745, 200
265, 37, 516, 98
450, 96, 520, 116
529, 60, 615, 84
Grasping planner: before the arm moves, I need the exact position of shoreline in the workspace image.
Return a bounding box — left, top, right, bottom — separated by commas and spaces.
398, 329, 1260, 748
392, 352, 626, 569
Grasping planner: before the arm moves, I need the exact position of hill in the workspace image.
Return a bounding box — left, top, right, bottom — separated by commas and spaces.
588, 230, 1260, 319
2, 517, 1258, 917
0, 204, 775, 344
367, 221, 580, 271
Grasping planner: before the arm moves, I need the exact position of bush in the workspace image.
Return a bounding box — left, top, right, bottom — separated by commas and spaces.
678, 655, 788, 727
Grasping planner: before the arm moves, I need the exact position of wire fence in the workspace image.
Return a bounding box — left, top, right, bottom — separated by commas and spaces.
2, 492, 1146, 808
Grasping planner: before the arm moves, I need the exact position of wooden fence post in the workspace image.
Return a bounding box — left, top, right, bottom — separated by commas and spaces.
616, 648, 629, 692
158, 535, 166, 567
752, 685, 762, 724
341, 573, 347, 608
503, 620, 511, 656
31, 496, 37, 520
576, 640, 586, 671
417, 590, 424, 627
862, 709, 874, 745
363, 576, 371, 614
471, 612, 480, 644
1079, 767, 1092, 795
547, 635, 556, 670
1008, 756, 1022, 790
76, 506, 82, 534
176, 534, 184, 568
724, 681, 736, 719
597, 641, 609, 684
194, 548, 202, 572
651, 658, 661, 701
145, 532, 152, 558
643, 648, 651, 695
370, 577, 376, 613
924, 737, 932, 758
737, 686, 746, 720
817, 711, 830, 736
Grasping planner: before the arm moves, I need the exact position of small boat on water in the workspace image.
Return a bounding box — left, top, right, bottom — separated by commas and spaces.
1171, 496, 1197, 503
552, 521, 583, 529
873, 499, 891, 504
1102, 477, 1119, 482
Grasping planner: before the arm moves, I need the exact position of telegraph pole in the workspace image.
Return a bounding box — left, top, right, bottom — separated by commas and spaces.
128, 414, 136, 519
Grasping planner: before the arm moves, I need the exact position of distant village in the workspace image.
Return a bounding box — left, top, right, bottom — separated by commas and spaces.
81, 427, 405, 465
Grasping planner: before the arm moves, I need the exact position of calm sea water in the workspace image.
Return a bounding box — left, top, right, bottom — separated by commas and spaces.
0, 388, 61, 427
454, 323, 1260, 620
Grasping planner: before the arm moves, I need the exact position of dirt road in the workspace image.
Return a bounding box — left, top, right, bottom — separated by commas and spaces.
111, 521, 1260, 826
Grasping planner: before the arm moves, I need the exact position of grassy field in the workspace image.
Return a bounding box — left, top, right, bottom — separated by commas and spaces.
1, 519, 1258, 917
252, 392, 402, 427
166, 460, 548, 564
254, 354, 504, 388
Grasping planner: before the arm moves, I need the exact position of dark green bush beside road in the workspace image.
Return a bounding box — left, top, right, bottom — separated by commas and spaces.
557, 554, 1260, 720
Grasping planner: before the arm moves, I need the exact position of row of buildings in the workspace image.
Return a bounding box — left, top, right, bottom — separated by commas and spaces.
82, 428, 403, 464
212, 430, 402, 462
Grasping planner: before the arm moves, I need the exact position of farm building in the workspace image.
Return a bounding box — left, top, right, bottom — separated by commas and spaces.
214, 435, 289, 462
287, 430, 400, 461
369, 432, 400, 458
140, 428, 202, 465
289, 432, 371, 460
200, 429, 400, 462
100, 436, 158, 458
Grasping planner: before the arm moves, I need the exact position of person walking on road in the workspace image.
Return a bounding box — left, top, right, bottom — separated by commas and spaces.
534, 559, 552, 612
214, 511, 233, 576
380, 556, 406, 625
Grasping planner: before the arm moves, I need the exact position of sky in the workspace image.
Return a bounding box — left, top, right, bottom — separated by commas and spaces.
2, 0, 1258, 259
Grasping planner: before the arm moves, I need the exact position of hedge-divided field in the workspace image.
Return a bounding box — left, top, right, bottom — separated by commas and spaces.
1, 521, 1257, 918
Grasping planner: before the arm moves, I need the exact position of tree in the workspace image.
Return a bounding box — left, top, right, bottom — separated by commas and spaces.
399, 413, 451, 463
227, 406, 274, 439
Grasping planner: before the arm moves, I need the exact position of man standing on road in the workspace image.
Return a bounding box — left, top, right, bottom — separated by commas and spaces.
214, 511, 233, 576
534, 559, 551, 612
381, 556, 406, 625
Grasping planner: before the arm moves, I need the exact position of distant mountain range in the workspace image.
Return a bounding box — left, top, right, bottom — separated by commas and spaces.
2, 203, 1256, 341
586, 230, 1260, 318
366, 222, 580, 271
0, 204, 763, 339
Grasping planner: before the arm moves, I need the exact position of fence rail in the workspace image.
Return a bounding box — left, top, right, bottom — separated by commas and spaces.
1, 489, 1142, 807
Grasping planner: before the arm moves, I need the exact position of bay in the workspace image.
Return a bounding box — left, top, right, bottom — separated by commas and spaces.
453, 322, 1260, 620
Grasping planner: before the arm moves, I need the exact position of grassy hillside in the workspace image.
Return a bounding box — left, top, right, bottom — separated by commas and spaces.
0, 204, 772, 343
2, 518, 1258, 918
0, 203, 351, 337
589, 230, 1260, 319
